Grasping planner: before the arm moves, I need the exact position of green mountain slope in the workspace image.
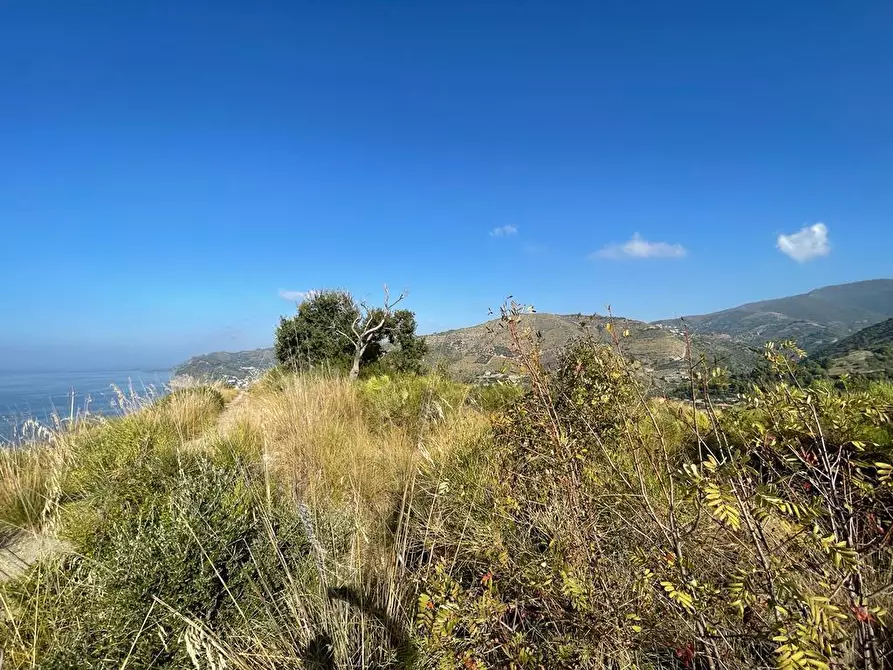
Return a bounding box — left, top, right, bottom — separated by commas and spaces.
807, 317, 893, 379
654, 279, 893, 351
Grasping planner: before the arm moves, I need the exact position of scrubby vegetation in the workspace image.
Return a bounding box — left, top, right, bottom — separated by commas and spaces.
3, 303, 893, 668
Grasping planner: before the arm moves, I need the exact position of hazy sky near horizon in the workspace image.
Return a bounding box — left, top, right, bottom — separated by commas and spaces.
1, 2, 892, 370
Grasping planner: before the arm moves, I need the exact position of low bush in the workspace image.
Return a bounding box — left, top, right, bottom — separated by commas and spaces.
359, 373, 470, 434
2, 451, 311, 669
467, 381, 524, 413
403, 335, 893, 669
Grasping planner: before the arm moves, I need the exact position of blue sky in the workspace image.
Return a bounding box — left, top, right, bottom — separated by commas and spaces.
1, 1, 891, 370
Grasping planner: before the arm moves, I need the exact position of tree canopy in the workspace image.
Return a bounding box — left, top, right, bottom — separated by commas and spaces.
274, 289, 427, 377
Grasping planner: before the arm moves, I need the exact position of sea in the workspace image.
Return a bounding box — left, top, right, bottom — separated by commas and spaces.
0, 369, 171, 445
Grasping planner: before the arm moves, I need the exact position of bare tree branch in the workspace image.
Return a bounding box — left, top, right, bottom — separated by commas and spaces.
342, 285, 409, 380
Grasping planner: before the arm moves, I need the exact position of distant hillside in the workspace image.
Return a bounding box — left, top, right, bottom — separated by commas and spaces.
174, 280, 892, 385
806, 317, 893, 379
425, 312, 756, 386
173, 314, 756, 387
172, 348, 275, 384
655, 279, 893, 351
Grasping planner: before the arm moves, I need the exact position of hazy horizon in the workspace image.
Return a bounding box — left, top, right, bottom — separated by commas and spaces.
3, 277, 892, 373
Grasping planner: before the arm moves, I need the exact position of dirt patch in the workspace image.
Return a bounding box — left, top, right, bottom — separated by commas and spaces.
216, 390, 248, 435
179, 390, 249, 454
0, 533, 72, 583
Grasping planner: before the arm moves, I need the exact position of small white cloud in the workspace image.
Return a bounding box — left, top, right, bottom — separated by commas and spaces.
490, 225, 518, 237
776, 223, 830, 262
592, 233, 687, 260
278, 289, 319, 302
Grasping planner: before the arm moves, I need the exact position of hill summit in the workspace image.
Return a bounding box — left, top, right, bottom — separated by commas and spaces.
424, 311, 753, 385
655, 279, 893, 351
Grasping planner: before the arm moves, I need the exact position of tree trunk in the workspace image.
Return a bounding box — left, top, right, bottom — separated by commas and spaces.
349, 346, 363, 380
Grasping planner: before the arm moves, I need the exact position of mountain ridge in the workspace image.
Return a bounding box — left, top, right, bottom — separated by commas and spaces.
173, 279, 893, 384
173, 312, 757, 387
654, 279, 893, 351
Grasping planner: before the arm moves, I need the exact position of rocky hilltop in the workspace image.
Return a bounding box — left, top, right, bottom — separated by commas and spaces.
425, 312, 754, 386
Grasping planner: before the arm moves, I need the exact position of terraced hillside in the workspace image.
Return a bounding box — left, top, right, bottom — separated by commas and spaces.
807, 317, 893, 379
655, 279, 893, 351
425, 312, 756, 386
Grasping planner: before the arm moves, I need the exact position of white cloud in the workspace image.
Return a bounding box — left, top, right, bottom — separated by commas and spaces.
490, 225, 518, 237
776, 223, 830, 262
278, 289, 319, 302
592, 233, 687, 260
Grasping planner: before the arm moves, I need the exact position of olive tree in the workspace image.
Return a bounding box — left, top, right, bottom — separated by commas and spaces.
274, 287, 427, 379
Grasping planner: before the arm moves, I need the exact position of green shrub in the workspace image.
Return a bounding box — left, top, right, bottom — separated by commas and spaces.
2, 454, 310, 669
359, 373, 470, 434
61, 388, 228, 504
404, 337, 893, 669
61, 413, 174, 503
403, 339, 651, 668
866, 380, 893, 407
468, 382, 524, 413
551, 337, 640, 437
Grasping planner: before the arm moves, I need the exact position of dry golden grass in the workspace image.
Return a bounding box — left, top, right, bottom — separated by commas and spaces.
165, 373, 492, 669
159, 387, 228, 443
0, 445, 60, 544
228, 374, 489, 522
